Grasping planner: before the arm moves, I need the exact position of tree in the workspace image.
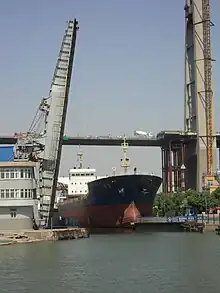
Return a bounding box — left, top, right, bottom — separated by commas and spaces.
153, 192, 185, 217
211, 187, 220, 201
153, 188, 220, 217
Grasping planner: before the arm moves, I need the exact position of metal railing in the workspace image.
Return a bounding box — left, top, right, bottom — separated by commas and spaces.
166, 214, 220, 225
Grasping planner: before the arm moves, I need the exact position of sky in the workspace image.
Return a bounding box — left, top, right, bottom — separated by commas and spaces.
0, 0, 219, 177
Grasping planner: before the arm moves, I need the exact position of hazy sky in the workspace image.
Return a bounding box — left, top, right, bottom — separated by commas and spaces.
0, 0, 219, 177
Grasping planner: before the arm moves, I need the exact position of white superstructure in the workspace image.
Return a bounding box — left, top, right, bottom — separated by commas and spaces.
68, 168, 96, 196
58, 176, 69, 186
55, 148, 106, 204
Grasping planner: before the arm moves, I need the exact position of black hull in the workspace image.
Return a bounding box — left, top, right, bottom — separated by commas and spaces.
58, 174, 162, 228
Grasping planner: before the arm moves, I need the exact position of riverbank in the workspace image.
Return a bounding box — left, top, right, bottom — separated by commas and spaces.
0, 228, 90, 246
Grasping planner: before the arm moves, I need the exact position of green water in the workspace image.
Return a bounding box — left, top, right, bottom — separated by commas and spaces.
0, 240, 12, 243
0, 232, 220, 293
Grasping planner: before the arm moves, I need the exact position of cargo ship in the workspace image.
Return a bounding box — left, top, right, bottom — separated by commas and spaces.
58, 138, 162, 228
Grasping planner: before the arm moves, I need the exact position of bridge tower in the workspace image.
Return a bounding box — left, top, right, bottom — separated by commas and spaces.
184, 0, 216, 191
14, 19, 79, 226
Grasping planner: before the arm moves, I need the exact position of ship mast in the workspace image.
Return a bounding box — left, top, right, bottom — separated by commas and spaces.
77, 146, 83, 169
121, 136, 130, 174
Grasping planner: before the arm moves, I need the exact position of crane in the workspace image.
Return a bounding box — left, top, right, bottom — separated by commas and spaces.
14, 19, 79, 227
202, 0, 214, 176
184, 0, 215, 191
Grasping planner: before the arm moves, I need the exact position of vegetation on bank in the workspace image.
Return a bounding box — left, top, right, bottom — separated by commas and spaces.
153, 188, 220, 217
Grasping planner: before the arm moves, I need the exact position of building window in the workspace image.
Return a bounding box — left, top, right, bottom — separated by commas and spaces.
0, 188, 33, 199
14, 169, 19, 178
5, 169, 10, 179
10, 189, 14, 198
208, 180, 213, 186
6, 189, 9, 198
15, 189, 19, 198
0, 168, 33, 179
10, 169, 14, 178
0, 169, 4, 179
27, 169, 32, 178
10, 208, 17, 218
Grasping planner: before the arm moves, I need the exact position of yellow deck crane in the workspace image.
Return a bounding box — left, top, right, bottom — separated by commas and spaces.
202, 0, 217, 192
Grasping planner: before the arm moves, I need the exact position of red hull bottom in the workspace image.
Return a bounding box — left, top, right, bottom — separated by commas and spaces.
63, 203, 152, 228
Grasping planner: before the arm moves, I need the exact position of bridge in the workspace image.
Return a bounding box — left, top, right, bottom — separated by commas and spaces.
1, 132, 220, 148
0, 134, 159, 146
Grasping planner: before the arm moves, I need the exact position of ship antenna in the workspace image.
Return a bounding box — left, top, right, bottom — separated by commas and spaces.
77, 146, 83, 169
121, 136, 129, 174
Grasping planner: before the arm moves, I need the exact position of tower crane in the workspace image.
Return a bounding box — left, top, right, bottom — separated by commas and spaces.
184, 0, 216, 191
14, 19, 79, 227
202, 0, 214, 177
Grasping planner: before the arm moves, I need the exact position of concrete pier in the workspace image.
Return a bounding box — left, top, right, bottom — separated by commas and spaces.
125, 217, 220, 233
0, 228, 89, 246
204, 224, 219, 232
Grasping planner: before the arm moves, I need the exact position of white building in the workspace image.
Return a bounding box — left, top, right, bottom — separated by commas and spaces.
0, 161, 39, 230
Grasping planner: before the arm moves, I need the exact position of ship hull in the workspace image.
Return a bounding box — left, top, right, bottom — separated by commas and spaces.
58, 174, 162, 228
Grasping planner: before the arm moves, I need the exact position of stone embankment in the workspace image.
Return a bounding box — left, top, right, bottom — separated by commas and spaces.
0, 228, 90, 246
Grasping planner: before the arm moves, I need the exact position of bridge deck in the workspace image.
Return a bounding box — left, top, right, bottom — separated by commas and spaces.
0, 132, 219, 147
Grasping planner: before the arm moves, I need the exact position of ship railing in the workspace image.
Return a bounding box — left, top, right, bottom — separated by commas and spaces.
135, 217, 167, 224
